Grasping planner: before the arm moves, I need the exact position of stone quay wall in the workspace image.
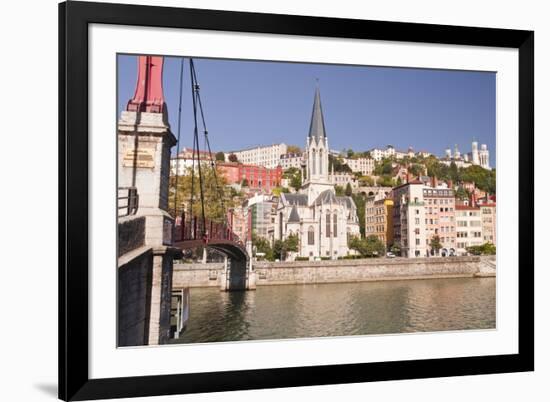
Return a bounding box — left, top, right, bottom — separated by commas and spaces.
172, 256, 491, 288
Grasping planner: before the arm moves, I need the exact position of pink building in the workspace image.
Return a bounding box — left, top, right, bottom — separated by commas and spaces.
218, 162, 282, 192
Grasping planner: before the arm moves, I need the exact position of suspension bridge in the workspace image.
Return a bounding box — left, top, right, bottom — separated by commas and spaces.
117, 55, 253, 346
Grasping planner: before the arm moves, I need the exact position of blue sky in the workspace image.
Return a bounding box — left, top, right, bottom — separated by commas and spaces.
118, 55, 496, 166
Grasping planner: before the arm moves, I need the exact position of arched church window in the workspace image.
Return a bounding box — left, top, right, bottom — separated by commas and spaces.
319, 149, 323, 175
308, 226, 315, 245
312, 149, 316, 175
326, 211, 331, 237
333, 212, 338, 238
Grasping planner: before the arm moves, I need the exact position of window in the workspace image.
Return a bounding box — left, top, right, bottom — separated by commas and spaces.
333, 213, 338, 238
308, 226, 315, 245
326, 212, 331, 237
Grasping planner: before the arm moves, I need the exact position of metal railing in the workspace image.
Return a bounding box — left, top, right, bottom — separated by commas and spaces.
173, 212, 242, 246
118, 187, 139, 217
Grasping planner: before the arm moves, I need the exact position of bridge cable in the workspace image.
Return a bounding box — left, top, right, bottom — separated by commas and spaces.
189, 61, 226, 221
189, 58, 207, 236
173, 57, 185, 220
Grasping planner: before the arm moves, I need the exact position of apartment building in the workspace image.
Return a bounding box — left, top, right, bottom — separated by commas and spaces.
423, 183, 456, 256
226, 143, 287, 169
342, 157, 375, 176
455, 205, 483, 255
479, 201, 497, 244
392, 180, 427, 258
279, 153, 304, 170
365, 195, 394, 248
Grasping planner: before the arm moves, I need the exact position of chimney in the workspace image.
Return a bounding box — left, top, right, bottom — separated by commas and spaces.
431, 176, 437, 188
447, 180, 453, 189
406, 172, 410, 183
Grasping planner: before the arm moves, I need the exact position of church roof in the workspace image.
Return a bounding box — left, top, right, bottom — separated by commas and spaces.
315, 189, 338, 205
308, 86, 327, 141
287, 204, 300, 223
283, 193, 308, 206
336, 196, 355, 209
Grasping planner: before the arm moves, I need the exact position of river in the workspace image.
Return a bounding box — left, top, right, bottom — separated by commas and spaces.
171, 277, 495, 344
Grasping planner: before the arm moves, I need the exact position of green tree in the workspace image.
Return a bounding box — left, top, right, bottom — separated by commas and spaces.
335, 185, 345, 196
241, 178, 249, 187
345, 182, 353, 196
347, 148, 355, 158
329, 155, 352, 173
168, 164, 234, 221
455, 186, 469, 200
348, 235, 385, 257
359, 175, 375, 186
409, 163, 424, 177
215, 151, 225, 162
228, 153, 238, 163
374, 157, 393, 175
376, 175, 395, 187
252, 233, 274, 260
466, 242, 496, 255
430, 235, 443, 255
283, 167, 302, 191
460, 165, 496, 194
390, 242, 401, 255
351, 193, 366, 237
287, 145, 302, 154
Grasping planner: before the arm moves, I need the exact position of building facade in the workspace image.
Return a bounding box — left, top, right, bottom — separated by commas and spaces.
365, 195, 394, 248
274, 86, 360, 259
455, 204, 483, 254
342, 157, 375, 176
392, 180, 427, 258
423, 182, 457, 256
218, 162, 282, 192
170, 147, 214, 176
279, 152, 304, 170
226, 143, 288, 168
480, 201, 497, 244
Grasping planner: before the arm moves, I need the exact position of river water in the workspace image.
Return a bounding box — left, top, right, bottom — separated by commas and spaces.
172, 277, 495, 344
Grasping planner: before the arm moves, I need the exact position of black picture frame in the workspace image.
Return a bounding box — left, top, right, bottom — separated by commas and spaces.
59, 1, 534, 400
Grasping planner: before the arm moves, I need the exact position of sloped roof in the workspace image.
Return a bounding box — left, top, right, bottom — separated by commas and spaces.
287, 204, 300, 223
315, 189, 338, 205
283, 193, 308, 206
308, 87, 327, 141
336, 196, 356, 209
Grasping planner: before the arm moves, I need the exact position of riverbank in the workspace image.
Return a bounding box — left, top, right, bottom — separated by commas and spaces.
172, 256, 496, 288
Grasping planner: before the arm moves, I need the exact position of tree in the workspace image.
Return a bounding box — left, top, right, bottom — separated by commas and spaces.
409, 163, 424, 177
345, 182, 353, 196
348, 235, 385, 257
429, 235, 443, 255
215, 151, 225, 162
252, 233, 274, 260
283, 167, 302, 191
455, 186, 469, 200
228, 153, 238, 163
460, 165, 496, 194
359, 175, 375, 186
347, 148, 355, 158
168, 164, 235, 221
329, 155, 352, 173
241, 178, 249, 187
390, 242, 401, 255
335, 185, 345, 196
467, 242, 496, 255
352, 193, 366, 237
287, 145, 301, 154
376, 175, 395, 187
374, 157, 393, 176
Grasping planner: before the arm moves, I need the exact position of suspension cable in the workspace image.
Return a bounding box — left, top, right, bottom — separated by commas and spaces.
173, 57, 185, 219
190, 60, 226, 220
189, 58, 207, 235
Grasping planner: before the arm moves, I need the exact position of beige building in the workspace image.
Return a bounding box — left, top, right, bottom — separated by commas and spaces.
279, 152, 304, 170
226, 143, 287, 168
455, 204, 483, 254
423, 183, 456, 256
342, 156, 375, 176
480, 201, 497, 244
365, 196, 394, 248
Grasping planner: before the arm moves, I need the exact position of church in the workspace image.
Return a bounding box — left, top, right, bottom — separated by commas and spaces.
274, 87, 360, 259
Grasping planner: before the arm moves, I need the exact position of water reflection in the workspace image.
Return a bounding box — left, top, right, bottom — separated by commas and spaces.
171, 278, 496, 344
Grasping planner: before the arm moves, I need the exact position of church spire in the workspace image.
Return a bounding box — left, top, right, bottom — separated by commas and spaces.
308, 85, 327, 141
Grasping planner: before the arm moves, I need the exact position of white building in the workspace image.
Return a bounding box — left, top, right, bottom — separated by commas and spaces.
392, 180, 427, 258
170, 147, 214, 176
226, 143, 287, 168
274, 86, 360, 259
369, 145, 409, 161
332, 172, 359, 189
441, 141, 491, 170
455, 204, 483, 254
342, 156, 375, 175
279, 152, 304, 170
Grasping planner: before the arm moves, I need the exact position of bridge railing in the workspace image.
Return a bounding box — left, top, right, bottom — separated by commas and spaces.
118, 187, 139, 217
173, 212, 242, 246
